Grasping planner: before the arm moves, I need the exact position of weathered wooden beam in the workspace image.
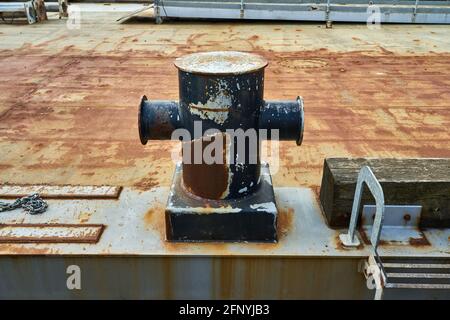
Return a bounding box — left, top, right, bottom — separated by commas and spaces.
319, 158, 450, 228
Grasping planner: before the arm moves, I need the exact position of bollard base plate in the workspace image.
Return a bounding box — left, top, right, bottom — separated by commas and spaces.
165, 163, 278, 242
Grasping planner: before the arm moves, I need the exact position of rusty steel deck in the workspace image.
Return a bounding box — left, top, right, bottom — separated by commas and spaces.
0, 185, 448, 299
0, 7, 449, 191
0, 5, 449, 299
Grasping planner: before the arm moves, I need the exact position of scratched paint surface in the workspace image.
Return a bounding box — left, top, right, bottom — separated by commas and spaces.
0, 184, 121, 198
174, 51, 268, 74
0, 224, 103, 242
0, 9, 449, 191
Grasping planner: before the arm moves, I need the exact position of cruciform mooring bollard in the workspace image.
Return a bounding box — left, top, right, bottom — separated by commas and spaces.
138, 51, 304, 242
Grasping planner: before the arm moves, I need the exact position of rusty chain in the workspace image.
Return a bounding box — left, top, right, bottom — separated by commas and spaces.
0, 193, 48, 215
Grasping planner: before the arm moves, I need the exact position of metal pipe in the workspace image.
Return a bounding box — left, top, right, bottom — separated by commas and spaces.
138, 96, 180, 144
139, 98, 304, 144
259, 97, 304, 145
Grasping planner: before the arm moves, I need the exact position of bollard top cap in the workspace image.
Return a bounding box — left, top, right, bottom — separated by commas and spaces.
174, 51, 268, 75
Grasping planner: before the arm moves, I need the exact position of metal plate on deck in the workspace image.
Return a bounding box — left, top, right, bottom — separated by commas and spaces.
361, 205, 427, 246
0, 187, 447, 257
0, 224, 104, 243
0, 185, 122, 199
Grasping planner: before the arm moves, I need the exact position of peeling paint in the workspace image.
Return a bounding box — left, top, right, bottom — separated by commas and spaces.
189, 89, 232, 125
167, 205, 242, 214
250, 202, 277, 213
238, 187, 248, 194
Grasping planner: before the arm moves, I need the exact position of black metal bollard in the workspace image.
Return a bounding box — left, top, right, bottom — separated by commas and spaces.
139, 52, 304, 198
138, 51, 304, 242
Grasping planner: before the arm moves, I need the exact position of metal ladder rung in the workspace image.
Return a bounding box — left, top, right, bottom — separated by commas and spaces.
386, 283, 450, 290
384, 263, 450, 269
387, 272, 450, 279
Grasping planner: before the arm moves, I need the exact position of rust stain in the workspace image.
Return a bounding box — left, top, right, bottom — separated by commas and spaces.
185, 33, 209, 47
212, 257, 264, 299
277, 207, 294, 239
0, 184, 122, 199
133, 176, 158, 191
78, 212, 91, 223
182, 134, 229, 200
143, 206, 231, 254
217, 258, 234, 298
163, 258, 174, 299
334, 233, 364, 251
188, 104, 229, 112
143, 207, 163, 229
164, 238, 231, 254
0, 244, 57, 255
359, 226, 430, 247
409, 235, 430, 246
0, 223, 105, 243
277, 58, 328, 70
242, 207, 294, 251
311, 185, 321, 202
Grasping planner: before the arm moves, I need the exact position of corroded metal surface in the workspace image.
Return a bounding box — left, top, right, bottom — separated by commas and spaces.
174, 51, 268, 75
0, 185, 447, 299
0, 6, 449, 300
182, 134, 232, 199
0, 223, 104, 243
0, 184, 122, 199
360, 205, 427, 246
0, 255, 373, 299
1, 12, 449, 190
0, 186, 447, 256
166, 163, 278, 241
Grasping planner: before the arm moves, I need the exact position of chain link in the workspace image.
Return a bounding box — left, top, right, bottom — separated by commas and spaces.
0, 193, 48, 215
